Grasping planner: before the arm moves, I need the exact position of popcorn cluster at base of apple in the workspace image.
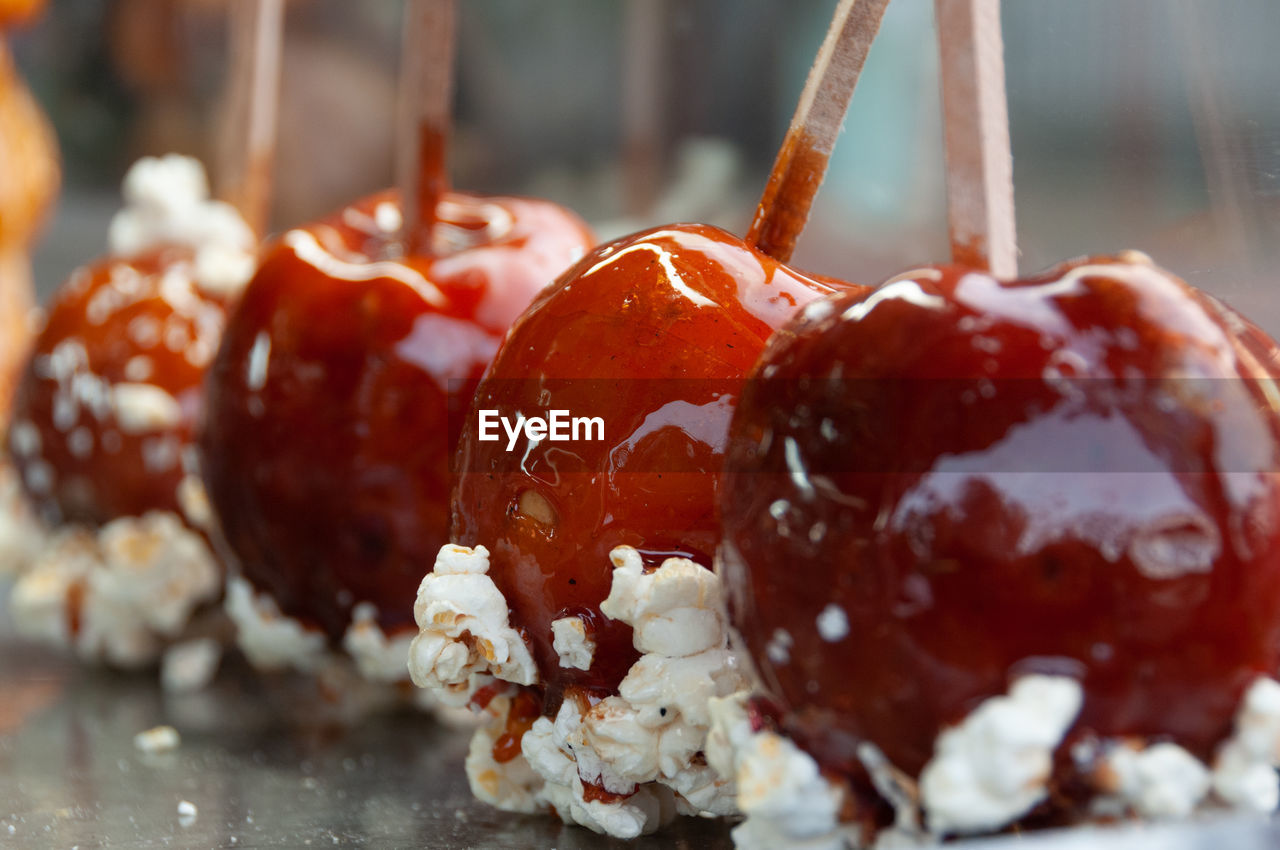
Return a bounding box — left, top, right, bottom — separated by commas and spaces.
1083, 676, 1280, 819
223, 574, 327, 673
342, 601, 421, 683
9, 510, 220, 667
409, 543, 747, 839
712, 673, 1280, 848
918, 675, 1082, 835
226, 574, 429, 690
709, 693, 914, 850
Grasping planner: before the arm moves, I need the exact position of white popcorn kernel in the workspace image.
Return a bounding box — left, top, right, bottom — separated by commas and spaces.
708, 691, 859, 848
9, 420, 40, 457
123, 354, 154, 382
134, 725, 181, 754
520, 699, 679, 838
10, 512, 222, 667
177, 474, 214, 530
177, 800, 198, 827
815, 603, 849, 642
94, 513, 221, 636
161, 638, 222, 694
342, 602, 415, 683
732, 731, 848, 850
108, 155, 256, 296
67, 426, 94, 459
705, 692, 754, 783
194, 245, 257, 296
764, 628, 793, 665
551, 616, 595, 670
465, 692, 544, 814
571, 549, 744, 800
118, 154, 209, 212
9, 533, 89, 647
407, 544, 538, 692
22, 459, 53, 495
112, 383, 182, 434
601, 546, 723, 657
1103, 742, 1210, 819
224, 574, 327, 672
1075, 676, 1280, 820
918, 675, 1083, 835
1213, 676, 1280, 811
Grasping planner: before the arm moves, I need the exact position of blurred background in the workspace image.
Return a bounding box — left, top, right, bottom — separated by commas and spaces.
7, 0, 1280, 329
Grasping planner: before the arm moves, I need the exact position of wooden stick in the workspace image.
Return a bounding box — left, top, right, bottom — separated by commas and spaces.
1175, 0, 1253, 260
934, 0, 1016, 277
621, 0, 666, 219
745, 0, 891, 264
220, 0, 284, 237
397, 0, 457, 257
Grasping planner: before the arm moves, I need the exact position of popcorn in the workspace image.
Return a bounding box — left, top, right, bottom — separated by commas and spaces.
1212, 677, 1280, 811
224, 574, 327, 672
108, 155, 256, 296
407, 544, 538, 703
551, 615, 594, 670
519, 699, 679, 838
718, 671, 1280, 847
1102, 742, 1211, 819
134, 725, 181, 754
342, 601, 417, 683
111, 383, 183, 434
919, 675, 1083, 835
161, 637, 222, 693
465, 693, 544, 814
10, 511, 221, 667
732, 730, 849, 850
410, 543, 745, 838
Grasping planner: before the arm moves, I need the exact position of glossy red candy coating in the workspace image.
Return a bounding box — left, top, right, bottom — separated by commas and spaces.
721, 254, 1280, 780
452, 223, 859, 695
201, 191, 593, 640
10, 245, 231, 525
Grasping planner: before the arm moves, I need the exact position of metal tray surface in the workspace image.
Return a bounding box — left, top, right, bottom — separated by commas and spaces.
2, 608, 1278, 850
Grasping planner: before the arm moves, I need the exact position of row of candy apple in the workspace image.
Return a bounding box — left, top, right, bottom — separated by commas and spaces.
7, 0, 1280, 843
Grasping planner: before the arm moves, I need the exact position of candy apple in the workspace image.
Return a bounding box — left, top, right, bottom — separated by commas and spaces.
201, 190, 593, 644
451, 222, 862, 698
720, 253, 1280, 818
10, 156, 252, 528
5, 155, 253, 668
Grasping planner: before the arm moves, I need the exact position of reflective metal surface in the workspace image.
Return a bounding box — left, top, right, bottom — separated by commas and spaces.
2, 604, 1278, 849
